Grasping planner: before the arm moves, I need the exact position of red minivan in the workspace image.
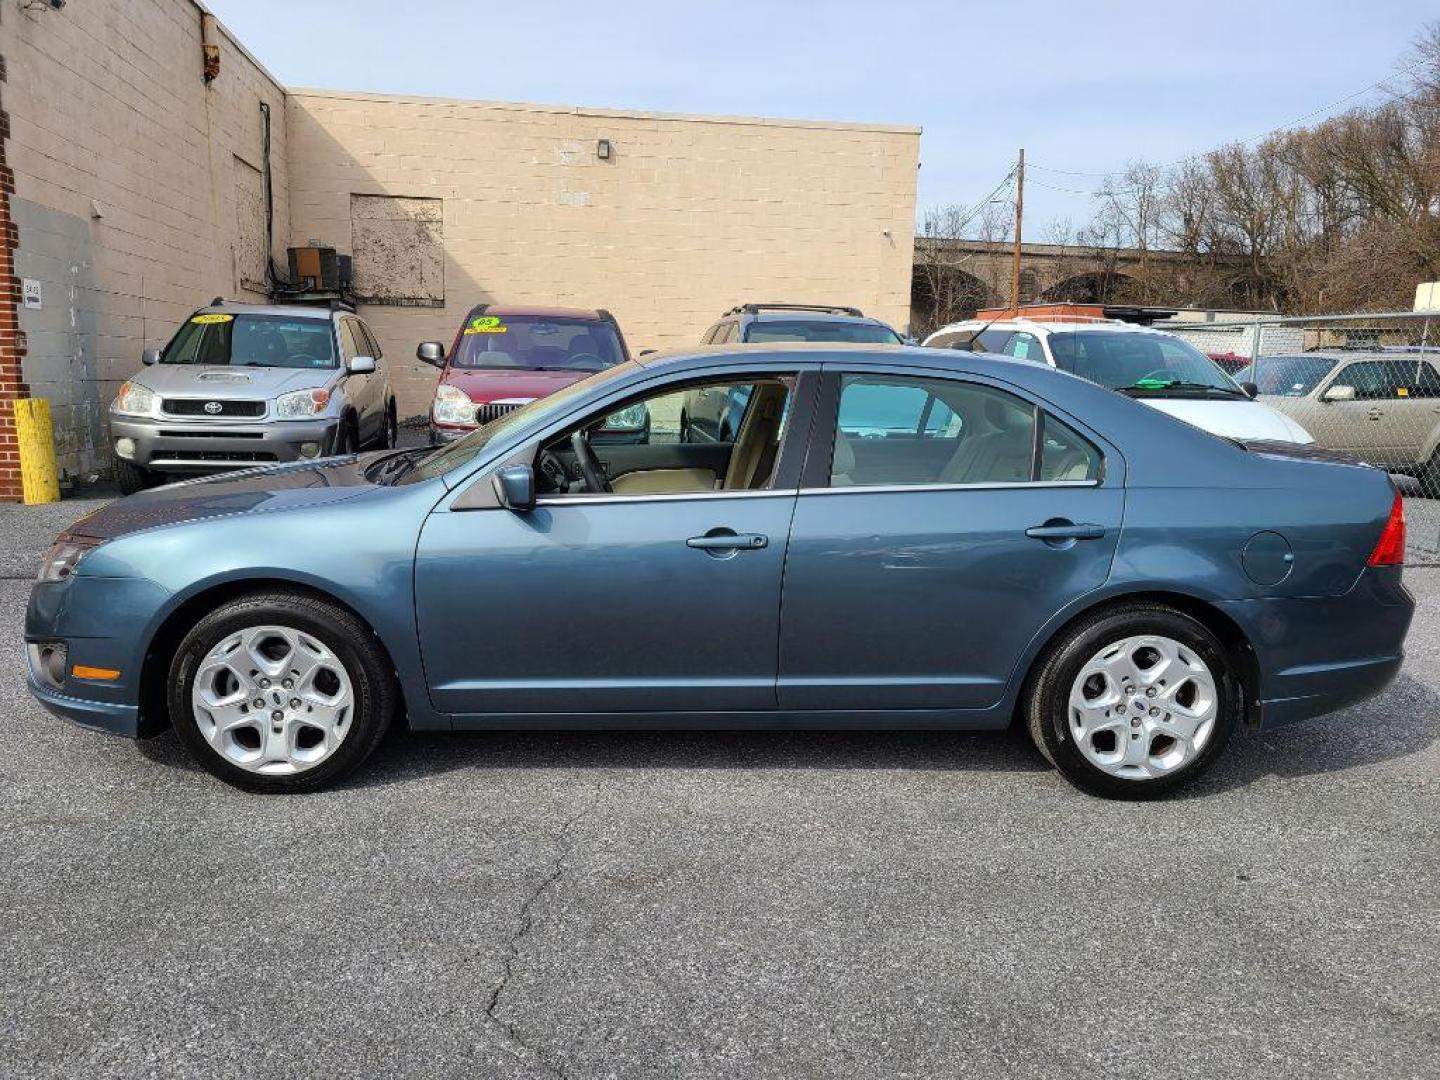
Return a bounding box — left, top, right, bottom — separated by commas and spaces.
417, 305, 642, 443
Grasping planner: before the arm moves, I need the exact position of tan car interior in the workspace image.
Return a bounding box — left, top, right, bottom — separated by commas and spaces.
601, 379, 791, 495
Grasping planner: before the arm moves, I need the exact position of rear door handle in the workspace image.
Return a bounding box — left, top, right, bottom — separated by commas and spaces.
687, 532, 768, 551
1025, 522, 1106, 541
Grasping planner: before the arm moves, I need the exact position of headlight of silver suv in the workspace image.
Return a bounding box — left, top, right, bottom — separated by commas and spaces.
274, 388, 332, 419
112, 380, 157, 417
38, 534, 103, 582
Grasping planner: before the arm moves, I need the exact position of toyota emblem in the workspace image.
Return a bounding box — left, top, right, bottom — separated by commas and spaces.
203, 401, 223, 415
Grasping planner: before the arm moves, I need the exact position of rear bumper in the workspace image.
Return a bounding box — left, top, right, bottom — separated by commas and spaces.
1219, 566, 1414, 729
110, 414, 340, 472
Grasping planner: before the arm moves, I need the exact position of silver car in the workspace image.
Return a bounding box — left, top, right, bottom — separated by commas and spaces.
108, 302, 397, 493
1238, 350, 1440, 496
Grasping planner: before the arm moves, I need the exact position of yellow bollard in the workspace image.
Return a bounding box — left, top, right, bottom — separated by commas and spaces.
14, 398, 61, 505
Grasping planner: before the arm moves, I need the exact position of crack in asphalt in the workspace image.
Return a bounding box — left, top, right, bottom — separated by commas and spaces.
484, 782, 603, 1079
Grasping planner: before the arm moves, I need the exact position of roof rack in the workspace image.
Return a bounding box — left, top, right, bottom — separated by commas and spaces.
726, 302, 865, 318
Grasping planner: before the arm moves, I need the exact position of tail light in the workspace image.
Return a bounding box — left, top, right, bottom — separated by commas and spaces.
1366, 490, 1406, 567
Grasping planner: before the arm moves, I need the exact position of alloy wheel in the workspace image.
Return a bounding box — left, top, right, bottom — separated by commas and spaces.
1067, 634, 1218, 780
190, 624, 355, 775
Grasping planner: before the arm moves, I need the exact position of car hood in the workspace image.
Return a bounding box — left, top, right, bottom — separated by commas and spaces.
67, 455, 380, 542
126, 364, 337, 399
1141, 398, 1313, 444
441, 367, 590, 402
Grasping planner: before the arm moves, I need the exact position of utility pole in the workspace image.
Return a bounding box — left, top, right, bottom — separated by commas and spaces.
1010, 147, 1025, 313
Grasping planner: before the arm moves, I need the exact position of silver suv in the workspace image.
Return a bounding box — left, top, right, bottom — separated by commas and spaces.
109, 301, 397, 494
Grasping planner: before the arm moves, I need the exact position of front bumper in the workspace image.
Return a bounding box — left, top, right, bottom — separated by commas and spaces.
110, 414, 340, 472
25, 573, 174, 738
1220, 566, 1414, 728
25, 664, 143, 737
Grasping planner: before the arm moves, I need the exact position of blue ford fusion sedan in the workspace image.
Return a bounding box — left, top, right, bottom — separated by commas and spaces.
26, 345, 1413, 798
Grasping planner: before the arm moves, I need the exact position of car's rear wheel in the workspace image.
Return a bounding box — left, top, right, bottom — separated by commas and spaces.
167, 592, 396, 793
114, 457, 157, 496
1024, 603, 1240, 799
380, 404, 399, 450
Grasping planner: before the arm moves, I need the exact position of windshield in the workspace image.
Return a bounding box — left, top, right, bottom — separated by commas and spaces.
1048, 331, 1239, 393
450, 315, 625, 372
1236, 355, 1339, 397
162, 313, 337, 369
745, 320, 902, 345
399, 364, 635, 484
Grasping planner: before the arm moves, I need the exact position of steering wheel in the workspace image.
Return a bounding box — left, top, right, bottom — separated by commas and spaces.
537, 449, 569, 492
570, 429, 611, 493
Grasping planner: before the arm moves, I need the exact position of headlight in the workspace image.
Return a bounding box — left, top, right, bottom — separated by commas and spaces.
113, 381, 157, 417
38, 534, 102, 582
601, 402, 649, 430
432, 384, 478, 426
274, 388, 331, 419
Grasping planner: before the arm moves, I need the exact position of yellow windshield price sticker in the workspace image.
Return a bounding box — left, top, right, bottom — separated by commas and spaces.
191, 313, 234, 325
463, 315, 507, 335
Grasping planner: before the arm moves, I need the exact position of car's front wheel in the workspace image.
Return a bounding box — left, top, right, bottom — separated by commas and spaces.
114, 457, 158, 496
1024, 603, 1240, 799
167, 591, 396, 792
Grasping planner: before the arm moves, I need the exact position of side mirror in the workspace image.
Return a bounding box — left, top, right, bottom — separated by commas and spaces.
493, 464, 536, 512
142, 348, 161, 366
1240, 381, 1258, 399
1322, 384, 1356, 403
417, 341, 446, 367
348, 355, 377, 375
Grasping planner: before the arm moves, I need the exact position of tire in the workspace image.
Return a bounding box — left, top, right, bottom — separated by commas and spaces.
381, 404, 399, 450
1023, 603, 1241, 800
166, 591, 397, 793
331, 418, 356, 456
114, 457, 157, 496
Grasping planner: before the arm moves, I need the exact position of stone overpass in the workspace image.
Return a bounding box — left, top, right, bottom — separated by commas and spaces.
911, 237, 1252, 331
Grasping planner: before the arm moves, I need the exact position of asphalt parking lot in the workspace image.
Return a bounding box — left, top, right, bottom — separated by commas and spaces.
2, 492, 1438, 1080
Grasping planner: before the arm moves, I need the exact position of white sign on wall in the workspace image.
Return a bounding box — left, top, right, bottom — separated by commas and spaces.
22, 279, 42, 310
1415, 282, 1440, 313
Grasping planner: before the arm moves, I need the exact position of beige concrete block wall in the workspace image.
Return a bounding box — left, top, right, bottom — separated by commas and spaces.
287, 91, 919, 418
3, 0, 289, 475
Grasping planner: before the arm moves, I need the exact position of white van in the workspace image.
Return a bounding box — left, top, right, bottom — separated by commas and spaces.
923, 317, 1312, 444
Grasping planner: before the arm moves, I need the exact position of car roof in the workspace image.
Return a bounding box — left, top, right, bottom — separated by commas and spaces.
635, 342, 1027, 375
929, 317, 1167, 337
196, 302, 336, 321
469, 304, 603, 320
744, 310, 886, 325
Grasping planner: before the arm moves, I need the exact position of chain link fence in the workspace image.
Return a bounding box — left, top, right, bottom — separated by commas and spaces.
1167, 312, 1440, 566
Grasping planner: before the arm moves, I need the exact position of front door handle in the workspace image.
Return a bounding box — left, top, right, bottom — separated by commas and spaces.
687, 531, 768, 551
1025, 521, 1106, 542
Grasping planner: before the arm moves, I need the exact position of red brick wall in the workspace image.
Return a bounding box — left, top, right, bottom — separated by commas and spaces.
0, 51, 27, 502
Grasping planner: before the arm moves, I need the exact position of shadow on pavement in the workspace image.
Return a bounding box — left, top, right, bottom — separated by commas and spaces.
132, 671, 1439, 798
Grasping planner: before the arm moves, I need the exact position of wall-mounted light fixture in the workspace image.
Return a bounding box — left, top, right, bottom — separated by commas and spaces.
596, 139, 613, 161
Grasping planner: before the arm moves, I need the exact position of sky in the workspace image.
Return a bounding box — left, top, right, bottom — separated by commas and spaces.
207, 0, 1437, 237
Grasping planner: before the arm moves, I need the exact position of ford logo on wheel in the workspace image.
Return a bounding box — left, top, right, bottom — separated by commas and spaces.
203, 401, 223, 415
